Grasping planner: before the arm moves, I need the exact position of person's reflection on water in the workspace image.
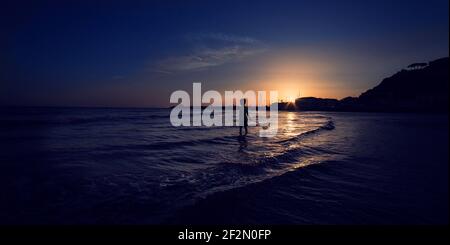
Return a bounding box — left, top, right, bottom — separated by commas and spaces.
238, 135, 247, 152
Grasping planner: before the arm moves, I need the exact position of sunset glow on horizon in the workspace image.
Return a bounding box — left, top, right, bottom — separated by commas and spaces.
1, 0, 448, 107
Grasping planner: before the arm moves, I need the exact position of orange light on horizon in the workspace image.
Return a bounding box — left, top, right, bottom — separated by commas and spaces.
286, 96, 296, 103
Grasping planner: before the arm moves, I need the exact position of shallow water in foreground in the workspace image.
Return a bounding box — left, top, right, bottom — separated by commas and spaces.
0, 108, 448, 224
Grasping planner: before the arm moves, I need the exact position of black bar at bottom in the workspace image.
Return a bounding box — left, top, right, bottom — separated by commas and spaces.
0, 225, 448, 242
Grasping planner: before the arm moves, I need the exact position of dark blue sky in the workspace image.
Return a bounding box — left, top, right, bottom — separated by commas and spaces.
1, 0, 448, 107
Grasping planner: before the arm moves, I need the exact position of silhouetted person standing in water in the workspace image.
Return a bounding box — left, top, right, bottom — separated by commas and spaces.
239, 99, 249, 136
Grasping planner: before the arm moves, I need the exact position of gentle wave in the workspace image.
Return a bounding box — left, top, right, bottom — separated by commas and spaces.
277, 118, 335, 144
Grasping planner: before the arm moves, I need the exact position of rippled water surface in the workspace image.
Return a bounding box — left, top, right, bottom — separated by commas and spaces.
0, 107, 448, 224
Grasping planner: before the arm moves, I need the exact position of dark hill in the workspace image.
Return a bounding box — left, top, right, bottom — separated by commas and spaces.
358, 57, 449, 112
279, 57, 449, 112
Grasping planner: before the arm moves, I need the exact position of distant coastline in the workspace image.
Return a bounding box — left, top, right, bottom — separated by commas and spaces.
278, 57, 449, 113
168, 57, 448, 113
3, 57, 448, 114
